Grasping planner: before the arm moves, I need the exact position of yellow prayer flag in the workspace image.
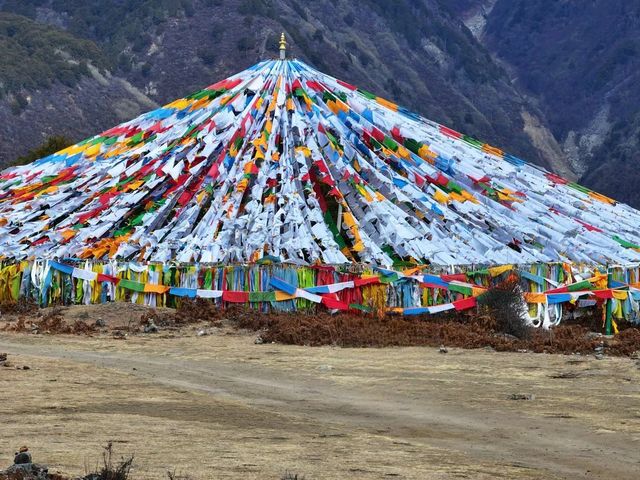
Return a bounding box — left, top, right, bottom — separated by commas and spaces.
612, 290, 628, 300
488, 264, 513, 277
376, 97, 398, 111
144, 284, 170, 294
524, 292, 546, 303
275, 291, 296, 301
433, 189, 449, 204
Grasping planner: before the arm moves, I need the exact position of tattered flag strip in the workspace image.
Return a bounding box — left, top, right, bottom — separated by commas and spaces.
0, 259, 635, 324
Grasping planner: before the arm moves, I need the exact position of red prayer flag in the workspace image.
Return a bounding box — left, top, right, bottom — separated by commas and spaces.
391, 126, 404, 143
306, 80, 324, 92
337, 79, 357, 91
593, 290, 614, 300
576, 219, 603, 233
223, 291, 250, 303
371, 127, 385, 143
440, 125, 462, 139
441, 273, 466, 282
453, 296, 477, 311
97, 273, 119, 284
545, 173, 568, 185
353, 277, 380, 287
545, 286, 569, 294
321, 295, 350, 310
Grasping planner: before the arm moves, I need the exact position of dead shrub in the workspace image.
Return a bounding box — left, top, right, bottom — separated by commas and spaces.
139, 299, 225, 329
82, 442, 133, 480
174, 298, 224, 326
527, 325, 598, 354
607, 328, 640, 356
166, 471, 192, 480
139, 309, 173, 328
477, 278, 532, 340
230, 309, 504, 348
282, 473, 305, 480
225, 306, 640, 356
3, 305, 95, 335
0, 297, 39, 316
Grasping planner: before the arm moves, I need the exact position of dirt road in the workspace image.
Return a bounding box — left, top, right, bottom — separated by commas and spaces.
1, 331, 639, 479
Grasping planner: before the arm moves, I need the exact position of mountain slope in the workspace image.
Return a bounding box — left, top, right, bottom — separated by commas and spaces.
0, 12, 158, 164
0, 0, 571, 177
461, 0, 640, 206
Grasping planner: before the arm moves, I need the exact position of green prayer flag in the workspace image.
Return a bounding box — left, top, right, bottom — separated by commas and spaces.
567, 280, 593, 292
612, 235, 640, 249
118, 279, 146, 293
249, 291, 276, 302
357, 88, 377, 100
382, 136, 398, 151
349, 303, 372, 313
462, 135, 483, 149
448, 284, 473, 296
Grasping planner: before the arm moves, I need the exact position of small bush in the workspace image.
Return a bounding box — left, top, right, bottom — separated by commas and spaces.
477, 278, 531, 339
237, 36, 256, 52
166, 471, 192, 480
140, 298, 225, 328
9, 93, 28, 115
197, 48, 216, 66
282, 473, 305, 480
12, 135, 74, 167
174, 298, 225, 325
83, 442, 133, 480
343, 12, 355, 26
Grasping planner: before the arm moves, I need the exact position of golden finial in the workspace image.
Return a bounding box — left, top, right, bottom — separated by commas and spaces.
279, 32, 287, 60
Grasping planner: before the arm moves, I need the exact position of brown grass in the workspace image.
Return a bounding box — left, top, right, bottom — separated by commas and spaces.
3, 306, 96, 335
140, 298, 225, 328
227, 307, 640, 356
0, 297, 39, 316
2, 299, 638, 357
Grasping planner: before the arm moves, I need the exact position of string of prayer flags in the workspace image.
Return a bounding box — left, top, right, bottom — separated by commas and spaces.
1, 60, 639, 267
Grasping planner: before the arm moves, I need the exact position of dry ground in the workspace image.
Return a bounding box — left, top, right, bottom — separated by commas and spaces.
0, 306, 639, 479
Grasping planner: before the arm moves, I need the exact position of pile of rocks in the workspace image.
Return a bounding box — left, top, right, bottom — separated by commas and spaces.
0, 448, 66, 480
0, 463, 56, 480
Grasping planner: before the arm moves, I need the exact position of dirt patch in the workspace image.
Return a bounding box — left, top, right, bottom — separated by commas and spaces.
1, 300, 223, 336
1, 332, 639, 480
1, 302, 155, 333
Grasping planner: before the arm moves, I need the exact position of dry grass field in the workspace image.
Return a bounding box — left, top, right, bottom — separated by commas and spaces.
1, 306, 639, 479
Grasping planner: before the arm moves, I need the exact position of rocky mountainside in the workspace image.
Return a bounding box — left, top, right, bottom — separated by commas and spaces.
456, 0, 640, 207
0, 0, 570, 177
0, 12, 158, 164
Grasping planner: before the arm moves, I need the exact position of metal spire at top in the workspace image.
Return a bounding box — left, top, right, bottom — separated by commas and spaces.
279, 32, 287, 60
